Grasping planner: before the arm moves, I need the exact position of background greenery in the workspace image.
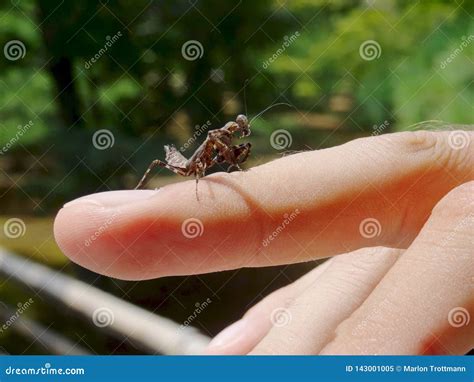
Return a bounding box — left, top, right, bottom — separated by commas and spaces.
0, 0, 472, 354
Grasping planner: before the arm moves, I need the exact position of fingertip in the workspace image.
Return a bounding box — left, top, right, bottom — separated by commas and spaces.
54, 190, 165, 279
203, 319, 255, 355
53, 182, 261, 280
54, 201, 119, 277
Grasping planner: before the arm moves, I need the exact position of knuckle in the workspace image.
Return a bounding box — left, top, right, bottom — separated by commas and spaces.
390, 130, 472, 172
394, 130, 439, 152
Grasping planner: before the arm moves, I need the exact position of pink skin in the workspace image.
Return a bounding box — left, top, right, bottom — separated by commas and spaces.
54, 130, 474, 354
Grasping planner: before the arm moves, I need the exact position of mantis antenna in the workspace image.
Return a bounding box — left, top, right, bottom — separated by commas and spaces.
249, 102, 294, 125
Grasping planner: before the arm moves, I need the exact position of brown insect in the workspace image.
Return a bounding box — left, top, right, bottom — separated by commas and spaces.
134, 114, 252, 195
135, 103, 292, 197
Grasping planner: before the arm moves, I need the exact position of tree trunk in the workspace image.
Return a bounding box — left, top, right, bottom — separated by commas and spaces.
48, 56, 83, 128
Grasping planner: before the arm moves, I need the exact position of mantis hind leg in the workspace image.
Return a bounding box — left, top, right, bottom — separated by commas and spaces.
135, 159, 187, 189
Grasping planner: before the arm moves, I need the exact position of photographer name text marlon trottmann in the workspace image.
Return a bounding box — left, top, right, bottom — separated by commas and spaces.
404, 365, 466, 373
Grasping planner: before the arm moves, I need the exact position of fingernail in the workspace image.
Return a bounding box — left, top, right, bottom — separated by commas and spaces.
206, 319, 247, 349
63, 190, 160, 208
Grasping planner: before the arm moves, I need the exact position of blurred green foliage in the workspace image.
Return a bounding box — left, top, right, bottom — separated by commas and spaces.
0, 0, 472, 213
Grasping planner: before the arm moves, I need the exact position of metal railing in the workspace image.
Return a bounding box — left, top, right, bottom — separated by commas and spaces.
0, 248, 211, 355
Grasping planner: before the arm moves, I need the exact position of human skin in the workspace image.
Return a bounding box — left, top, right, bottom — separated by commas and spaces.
54, 130, 473, 355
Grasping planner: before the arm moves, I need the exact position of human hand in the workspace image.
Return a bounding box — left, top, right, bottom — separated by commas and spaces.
54, 130, 473, 354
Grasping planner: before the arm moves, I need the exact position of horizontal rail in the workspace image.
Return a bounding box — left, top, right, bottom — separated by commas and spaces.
0, 248, 211, 355
0, 305, 90, 355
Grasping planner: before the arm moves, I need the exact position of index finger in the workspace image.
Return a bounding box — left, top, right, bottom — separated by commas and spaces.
54, 130, 473, 279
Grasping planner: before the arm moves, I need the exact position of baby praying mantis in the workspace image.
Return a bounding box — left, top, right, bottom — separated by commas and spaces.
134, 114, 252, 195
134, 103, 292, 197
